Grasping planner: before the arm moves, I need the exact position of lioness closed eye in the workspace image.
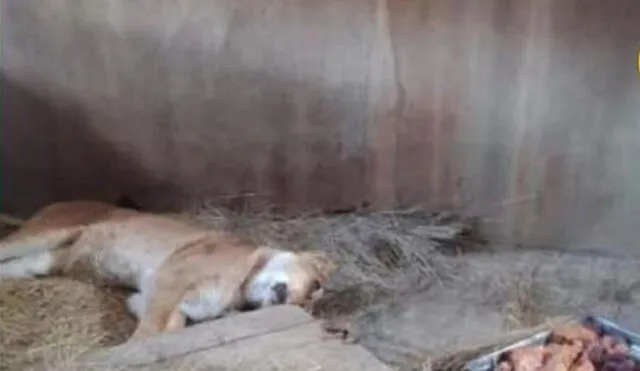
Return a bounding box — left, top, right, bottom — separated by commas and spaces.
0, 201, 337, 341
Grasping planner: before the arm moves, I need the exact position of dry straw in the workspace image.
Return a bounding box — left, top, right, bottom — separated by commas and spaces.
0, 277, 136, 371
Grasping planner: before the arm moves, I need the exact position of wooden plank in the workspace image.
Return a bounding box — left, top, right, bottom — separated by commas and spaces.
79, 324, 391, 371
130, 324, 331, 370
81, 305, 315, 367
29, 306, 391, 371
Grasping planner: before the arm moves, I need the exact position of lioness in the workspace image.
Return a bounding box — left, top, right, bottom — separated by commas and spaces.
0, 201, 336, 340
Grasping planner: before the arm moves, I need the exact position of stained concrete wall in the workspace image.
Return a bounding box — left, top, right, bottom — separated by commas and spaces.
2, 0, 639, 254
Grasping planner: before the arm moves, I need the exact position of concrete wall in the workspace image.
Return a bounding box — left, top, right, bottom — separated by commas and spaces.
2, 0, 639, 254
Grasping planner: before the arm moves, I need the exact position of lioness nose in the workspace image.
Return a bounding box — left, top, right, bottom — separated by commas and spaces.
273, 283, 288, 304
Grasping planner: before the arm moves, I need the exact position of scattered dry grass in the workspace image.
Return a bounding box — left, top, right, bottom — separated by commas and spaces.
410, 252, 640, 371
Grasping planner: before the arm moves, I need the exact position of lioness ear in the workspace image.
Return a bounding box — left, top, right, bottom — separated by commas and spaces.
297, 250, 337, 283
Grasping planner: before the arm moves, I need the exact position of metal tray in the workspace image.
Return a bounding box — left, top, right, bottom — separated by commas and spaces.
465, 316, 640, 371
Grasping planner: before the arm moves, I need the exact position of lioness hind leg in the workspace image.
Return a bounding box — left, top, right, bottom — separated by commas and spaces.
0, 249, 63, 278
0, 227, 82, 263
0, 228, 80, 278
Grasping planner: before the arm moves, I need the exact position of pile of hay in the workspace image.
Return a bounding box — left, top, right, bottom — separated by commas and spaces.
0, 277, 136, 371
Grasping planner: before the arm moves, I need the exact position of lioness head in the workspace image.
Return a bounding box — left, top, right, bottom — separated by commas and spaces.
243, 249, 336, 310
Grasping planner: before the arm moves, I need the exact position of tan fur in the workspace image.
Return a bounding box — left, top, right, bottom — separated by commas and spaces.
0, 201, 337, 341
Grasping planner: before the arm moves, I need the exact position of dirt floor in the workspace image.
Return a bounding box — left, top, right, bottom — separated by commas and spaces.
353, 250, 640, 369
1, 200, 639, 371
